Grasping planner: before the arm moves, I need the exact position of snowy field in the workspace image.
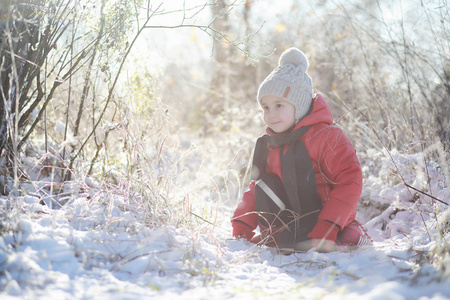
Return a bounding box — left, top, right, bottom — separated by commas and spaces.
1, 149, 450, 300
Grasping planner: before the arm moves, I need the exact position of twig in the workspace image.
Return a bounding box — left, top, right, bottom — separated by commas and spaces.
404, 183, 448, 206
69, 2, 164, 165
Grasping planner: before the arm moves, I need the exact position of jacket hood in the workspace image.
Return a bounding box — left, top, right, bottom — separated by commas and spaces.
266, 93, 333, 135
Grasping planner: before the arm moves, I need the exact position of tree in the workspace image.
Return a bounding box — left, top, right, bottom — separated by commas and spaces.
0, 0, 85, 193
0, 0, 266, 195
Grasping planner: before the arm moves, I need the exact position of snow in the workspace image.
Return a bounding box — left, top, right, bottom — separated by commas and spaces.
1, 149, 449, 299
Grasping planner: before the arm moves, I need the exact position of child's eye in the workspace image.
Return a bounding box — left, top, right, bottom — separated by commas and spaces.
276, 104, 283, 109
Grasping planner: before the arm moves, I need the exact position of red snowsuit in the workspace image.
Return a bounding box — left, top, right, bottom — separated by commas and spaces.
232, 94, 363, 242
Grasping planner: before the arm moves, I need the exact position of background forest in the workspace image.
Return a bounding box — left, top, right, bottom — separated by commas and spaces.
1, 0, 449, 197
0, 0, 449, 299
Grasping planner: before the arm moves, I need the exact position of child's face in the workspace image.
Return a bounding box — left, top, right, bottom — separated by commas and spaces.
261, 95, 296, 133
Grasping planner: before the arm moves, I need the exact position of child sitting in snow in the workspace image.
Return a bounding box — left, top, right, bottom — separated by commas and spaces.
231, 47, 372, 253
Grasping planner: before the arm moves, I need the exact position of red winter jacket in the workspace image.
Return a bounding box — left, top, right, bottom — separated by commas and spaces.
232, 94, 362, 234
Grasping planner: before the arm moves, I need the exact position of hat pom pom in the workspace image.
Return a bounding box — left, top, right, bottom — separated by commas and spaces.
279, 48, 309, 72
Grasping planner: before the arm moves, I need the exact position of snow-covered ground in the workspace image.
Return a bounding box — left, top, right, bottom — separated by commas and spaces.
1, 148, 449, 299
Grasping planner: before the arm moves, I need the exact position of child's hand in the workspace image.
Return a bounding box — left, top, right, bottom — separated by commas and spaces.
232, 221, 255, 241
307, 219, 339, 252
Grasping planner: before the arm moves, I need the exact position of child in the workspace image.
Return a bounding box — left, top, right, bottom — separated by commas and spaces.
231, 48, 372, 252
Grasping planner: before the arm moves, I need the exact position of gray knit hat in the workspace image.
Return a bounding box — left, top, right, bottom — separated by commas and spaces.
257, 48, 313, 121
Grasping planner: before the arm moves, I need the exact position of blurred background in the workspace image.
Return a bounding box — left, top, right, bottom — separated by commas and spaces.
0, 0, 449, 224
